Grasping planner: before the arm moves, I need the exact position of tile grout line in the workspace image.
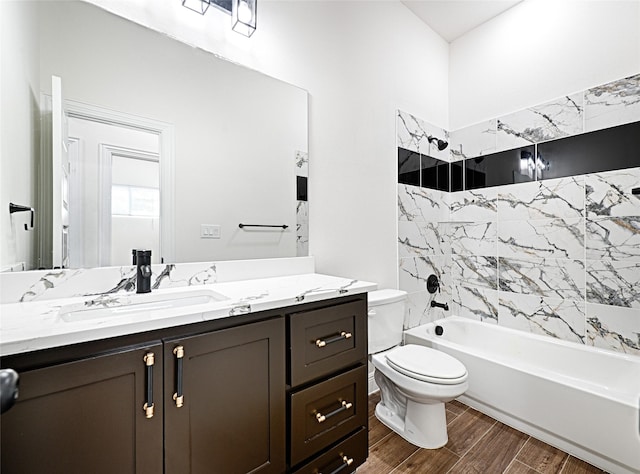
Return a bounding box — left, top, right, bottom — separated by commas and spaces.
440, 445, 465, 474
444, 454, 465, 473
369, 429, 394, 450
447, 402, 470, 421
503, 433, 552, 474
387, 447, 423, 474
518, 459, 548, 474
458, 419, 498, 458
500, 436, 532, 474
558, 453, 571, 473
444, 419, 498, 474
501, 458, 518, 474
511, 435, 530, 463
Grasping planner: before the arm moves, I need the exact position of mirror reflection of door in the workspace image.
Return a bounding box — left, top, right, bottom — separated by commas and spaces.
51, 76, 70, 268
67, 117, 160, 268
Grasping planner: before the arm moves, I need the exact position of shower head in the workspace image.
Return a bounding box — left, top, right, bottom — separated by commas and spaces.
427, 135, 448, 151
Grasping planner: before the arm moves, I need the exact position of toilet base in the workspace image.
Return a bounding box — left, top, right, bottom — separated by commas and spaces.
375, 399, 448, 449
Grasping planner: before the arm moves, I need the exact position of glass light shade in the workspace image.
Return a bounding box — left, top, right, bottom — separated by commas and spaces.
182, 0, 210, 15
232, 0, 256, 37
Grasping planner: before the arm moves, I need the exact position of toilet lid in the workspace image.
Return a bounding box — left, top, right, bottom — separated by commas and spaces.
386, 345, 467, 384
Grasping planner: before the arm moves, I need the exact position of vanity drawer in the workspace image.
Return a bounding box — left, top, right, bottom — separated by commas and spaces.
289, 299, 367, 386
290, 365, 367, 466
291, 427, 367, 474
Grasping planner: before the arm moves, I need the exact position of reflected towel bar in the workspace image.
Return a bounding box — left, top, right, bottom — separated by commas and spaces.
632, 187, 640, 195
9, 203, 34, 231
238, 223, 288, 229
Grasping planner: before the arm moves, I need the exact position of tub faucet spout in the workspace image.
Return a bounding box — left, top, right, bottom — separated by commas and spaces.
431, 300, 449, 311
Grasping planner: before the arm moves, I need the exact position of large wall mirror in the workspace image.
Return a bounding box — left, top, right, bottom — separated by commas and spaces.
2, 0, 308, 270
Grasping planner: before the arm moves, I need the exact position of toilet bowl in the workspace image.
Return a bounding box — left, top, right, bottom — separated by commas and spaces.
368, 289, 468, 449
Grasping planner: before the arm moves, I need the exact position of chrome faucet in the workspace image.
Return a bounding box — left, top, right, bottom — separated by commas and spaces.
135, 249, 152, 294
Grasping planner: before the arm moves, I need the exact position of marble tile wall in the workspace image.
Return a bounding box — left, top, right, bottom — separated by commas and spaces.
397, 110, 455, 327
396, 73, 640, 356
584, 75, 640, 132
450, 73, 640, 160
459, 169, 640, 353
397, 183, 451, 329
476, 177, 587, 344
584, 168, 640, 353
448, 187, 499, 324
295, 151, 309, 257
397, 110, 450, 162
496, 94, 584, 151
399, 166, 640, 355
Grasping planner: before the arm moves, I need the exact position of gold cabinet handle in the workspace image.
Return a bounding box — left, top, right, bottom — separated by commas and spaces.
143, 352, 155, 418
315, 331, 352, 348
318, 454, 354, 474
173, 345, 184, 408
315, 400, 353, 423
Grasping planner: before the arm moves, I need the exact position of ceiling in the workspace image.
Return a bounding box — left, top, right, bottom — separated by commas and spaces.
400, 0, 523, 42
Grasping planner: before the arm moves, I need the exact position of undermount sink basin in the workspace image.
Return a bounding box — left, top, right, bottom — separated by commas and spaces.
59, 289, 229, 323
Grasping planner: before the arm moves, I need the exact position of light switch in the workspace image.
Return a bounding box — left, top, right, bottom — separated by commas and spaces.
200, 224, 221, 239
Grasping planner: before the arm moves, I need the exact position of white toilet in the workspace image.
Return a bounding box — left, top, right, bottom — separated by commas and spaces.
368, 289, 468, 449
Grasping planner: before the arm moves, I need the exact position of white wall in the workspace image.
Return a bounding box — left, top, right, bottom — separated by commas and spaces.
449, 0, 640, 130
0, 2, 40, 270
87, 0, 450, 289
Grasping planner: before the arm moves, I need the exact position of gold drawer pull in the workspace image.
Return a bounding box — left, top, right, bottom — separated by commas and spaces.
173, 345, 184, 408
315, 331, 352, 348
319, 455, 354, 474
143, 352, 155, 419
315, 400, 353, 423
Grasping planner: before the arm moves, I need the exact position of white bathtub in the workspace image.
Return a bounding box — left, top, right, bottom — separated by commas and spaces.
404, 316, 640, 474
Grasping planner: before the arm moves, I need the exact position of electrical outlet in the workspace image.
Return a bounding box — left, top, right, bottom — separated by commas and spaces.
200, 224, 221, 239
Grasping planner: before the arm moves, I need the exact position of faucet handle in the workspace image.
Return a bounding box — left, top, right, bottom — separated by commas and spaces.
135, 250, 153, 294
140, 265, 152, 278
427, 274, 440, 294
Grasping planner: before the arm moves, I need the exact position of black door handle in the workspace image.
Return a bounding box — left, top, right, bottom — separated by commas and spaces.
0, 369, 19, 414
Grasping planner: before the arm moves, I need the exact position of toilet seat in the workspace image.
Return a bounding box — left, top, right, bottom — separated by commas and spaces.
385, 345, 467, 385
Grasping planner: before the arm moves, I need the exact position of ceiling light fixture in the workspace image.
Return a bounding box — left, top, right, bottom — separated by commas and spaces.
182, 0, 210, 15
232, 0, 257, 37
182, 0, 257, 37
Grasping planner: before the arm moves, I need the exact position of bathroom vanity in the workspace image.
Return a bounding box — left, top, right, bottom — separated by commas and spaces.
0, 270, 373, 474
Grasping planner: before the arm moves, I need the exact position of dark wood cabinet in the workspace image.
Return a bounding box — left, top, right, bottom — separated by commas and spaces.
164, 318, 285, 474
290, 365, 367, 466
1, 318, 285, 474
1, 342, 164, 474
1, 294, 367, 473
289, 300, 367, 387
287, 297, 368, 471
291, 428, 368, 474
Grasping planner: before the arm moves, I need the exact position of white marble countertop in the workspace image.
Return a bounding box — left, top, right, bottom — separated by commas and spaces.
0, 273, 376, 357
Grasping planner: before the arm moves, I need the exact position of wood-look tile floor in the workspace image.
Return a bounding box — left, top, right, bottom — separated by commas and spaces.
357, 393, 607, 474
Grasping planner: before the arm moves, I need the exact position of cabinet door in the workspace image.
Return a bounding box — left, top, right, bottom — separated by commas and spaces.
164, 317, 285, 474
1, 343, 163, 474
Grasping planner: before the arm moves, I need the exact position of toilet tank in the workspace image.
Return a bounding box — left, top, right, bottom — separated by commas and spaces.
368, 289, 407, 354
